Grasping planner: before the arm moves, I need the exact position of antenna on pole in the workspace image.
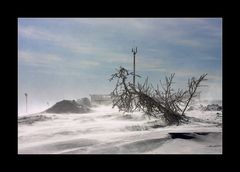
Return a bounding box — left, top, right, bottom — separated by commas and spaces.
132, 47, 137, 87
24, 93, 28, 114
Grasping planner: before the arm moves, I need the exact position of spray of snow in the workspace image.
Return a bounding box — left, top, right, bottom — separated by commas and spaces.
18, 104, 222, 154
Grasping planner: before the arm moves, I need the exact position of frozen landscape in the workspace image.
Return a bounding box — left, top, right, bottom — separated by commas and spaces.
18, 101, 222, 154
18, 18, 222, 154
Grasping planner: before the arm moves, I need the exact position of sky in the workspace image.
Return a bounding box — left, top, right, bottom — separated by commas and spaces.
18, 18, 222, 115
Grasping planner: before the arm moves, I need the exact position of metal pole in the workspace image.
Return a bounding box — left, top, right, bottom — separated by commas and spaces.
132, 47, 137, 87
24, 93, 28, 113
133, 51, 135, 87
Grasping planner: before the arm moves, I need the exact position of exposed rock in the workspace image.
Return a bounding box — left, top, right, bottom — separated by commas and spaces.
169, 132, 210, 139
45, 100, 90, 114
204, 104, 222, 111
169, 133, 196, 139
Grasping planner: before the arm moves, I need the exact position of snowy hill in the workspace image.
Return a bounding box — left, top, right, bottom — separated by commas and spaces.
45, 99, 91, 114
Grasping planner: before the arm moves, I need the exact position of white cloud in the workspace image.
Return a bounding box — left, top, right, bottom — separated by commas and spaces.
18, 25, 57, 41
68, 18, 153, 32
19, 25, 98, 54
19, 25, 150, 69
18, 51, 62, 66
18, 50, 102, 72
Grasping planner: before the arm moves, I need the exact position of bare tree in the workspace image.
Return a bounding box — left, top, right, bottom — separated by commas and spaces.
110, 66, 207, 125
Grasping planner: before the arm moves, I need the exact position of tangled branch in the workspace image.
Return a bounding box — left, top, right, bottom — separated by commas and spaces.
110, 66, 207, 125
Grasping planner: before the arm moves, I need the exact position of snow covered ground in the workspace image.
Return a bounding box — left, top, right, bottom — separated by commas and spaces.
18, 104, 222, 154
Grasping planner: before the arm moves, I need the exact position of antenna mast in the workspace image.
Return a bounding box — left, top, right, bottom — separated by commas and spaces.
132, 47, 137, 87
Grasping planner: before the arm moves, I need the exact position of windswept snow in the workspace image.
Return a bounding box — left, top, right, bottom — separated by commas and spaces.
18, 104, 222, 154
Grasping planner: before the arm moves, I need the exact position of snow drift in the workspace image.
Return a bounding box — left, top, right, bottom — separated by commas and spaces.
18, 103, 222, 154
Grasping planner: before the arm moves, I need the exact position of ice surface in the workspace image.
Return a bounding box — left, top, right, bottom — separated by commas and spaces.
18, 105, 222, 154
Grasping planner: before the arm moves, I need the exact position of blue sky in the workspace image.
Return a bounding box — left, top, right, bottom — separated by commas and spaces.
18, 18, 222, 114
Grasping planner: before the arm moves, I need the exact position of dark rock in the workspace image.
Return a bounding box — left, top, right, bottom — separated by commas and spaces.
45, 100, 90, 114
169, 133, 196, 139
195, 132, 209, 135
169, 132, 210, 139
204, 104, 222, 111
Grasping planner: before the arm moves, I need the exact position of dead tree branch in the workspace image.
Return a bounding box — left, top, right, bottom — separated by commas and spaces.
110, 66, 207, 125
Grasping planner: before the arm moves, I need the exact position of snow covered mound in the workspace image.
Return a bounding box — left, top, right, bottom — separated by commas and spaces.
45, 100, 91, 114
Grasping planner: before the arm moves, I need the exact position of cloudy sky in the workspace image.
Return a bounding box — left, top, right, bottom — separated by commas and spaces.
18, 18, 222, 115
